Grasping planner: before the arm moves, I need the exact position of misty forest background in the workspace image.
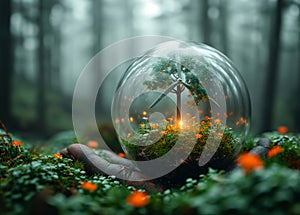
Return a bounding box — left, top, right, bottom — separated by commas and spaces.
0, 0, 299, 141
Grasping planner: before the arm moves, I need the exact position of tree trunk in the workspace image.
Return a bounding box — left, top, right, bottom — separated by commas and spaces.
176, 85, 182, 123
201, 0, 211, 45
92, 0, 103, 54
37, 0, 46, 133
295, 4, 300, 131
52, 26, 61, 91
0, 0, 12, 127
219, 1, 228, 55
261, 0, 283, 131
42, 1, 53, 90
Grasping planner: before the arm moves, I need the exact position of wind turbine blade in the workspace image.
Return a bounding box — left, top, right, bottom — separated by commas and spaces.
181, 82, 220, 107
149, 81, 179, 109
208, 96, 220, 108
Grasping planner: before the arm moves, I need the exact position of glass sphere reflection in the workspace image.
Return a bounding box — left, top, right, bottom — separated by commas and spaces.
111, 41, 251, 185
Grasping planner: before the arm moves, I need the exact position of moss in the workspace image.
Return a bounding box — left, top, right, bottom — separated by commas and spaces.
122, 120, 239, 187
2, 127, 300, 214
263, 133, 300, 169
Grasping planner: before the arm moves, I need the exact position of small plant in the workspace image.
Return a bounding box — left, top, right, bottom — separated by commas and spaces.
263, 132, 300, 169
0, 121, 33, 178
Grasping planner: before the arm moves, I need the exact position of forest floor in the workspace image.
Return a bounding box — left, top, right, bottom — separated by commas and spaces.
1, 127, 300, 215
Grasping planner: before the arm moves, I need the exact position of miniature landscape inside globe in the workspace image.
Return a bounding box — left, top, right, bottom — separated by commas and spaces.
112, 41, 251, 186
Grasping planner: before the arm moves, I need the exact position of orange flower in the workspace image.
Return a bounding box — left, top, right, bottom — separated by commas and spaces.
267, 145, 283, 158
87, 140, 99, 148
204, 116, 211, 120
118, 152, 126, 158
126, 191, 150, 207
277, 126, 288, 134
54, 153, 62, 159
160, 130, 167, 135
214, 118, 221, 124
216, 133, 223, 138
239, 117, 245, 124
237, 153, 263, 174
11, 141, 22, 147
81, 182, 97, 191
196, 134, 202, 139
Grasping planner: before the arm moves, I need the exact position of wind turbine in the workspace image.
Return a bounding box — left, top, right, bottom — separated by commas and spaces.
148, 64, 219, 125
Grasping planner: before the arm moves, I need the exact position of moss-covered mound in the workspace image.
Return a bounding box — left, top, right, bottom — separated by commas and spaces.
122, 120, 239, 186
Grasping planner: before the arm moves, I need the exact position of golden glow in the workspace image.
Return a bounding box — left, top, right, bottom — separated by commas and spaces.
178, 120, 183, 128
142, 111, 147, 116
129, 117, 134, 122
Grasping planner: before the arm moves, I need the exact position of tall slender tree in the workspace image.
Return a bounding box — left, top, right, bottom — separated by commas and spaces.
92, 0, 103, 54
201, 0, 211, 45
262, 0, 284, 131
296, 2, 300, 131
219, 0, 228, 55
52, 22, 62, 91
37, 0, 46, 133
0, 0, 12, 126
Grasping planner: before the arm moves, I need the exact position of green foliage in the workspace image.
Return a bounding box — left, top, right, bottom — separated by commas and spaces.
1, 156, 85, 206
144, 57, 210, 105
45, 165, 300, 215
1, 130, 300, 215
123, 120, 239, 187
189, 165, 300, 215
262, 132, 300, 169
241, 137, 256, 152
48, 187, 135, 215
0, 136, 87, 213
124, 120, 238, 161
0, 129, 33, 178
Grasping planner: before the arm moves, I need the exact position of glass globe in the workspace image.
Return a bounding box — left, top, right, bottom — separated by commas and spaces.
112, 40, 251, 186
